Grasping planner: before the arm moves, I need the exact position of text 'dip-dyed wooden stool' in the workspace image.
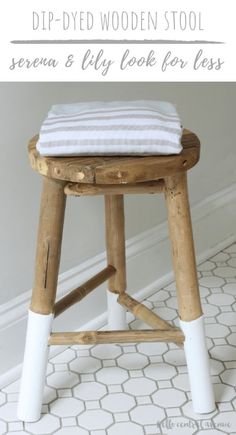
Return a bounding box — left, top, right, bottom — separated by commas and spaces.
17, 129, 215, 422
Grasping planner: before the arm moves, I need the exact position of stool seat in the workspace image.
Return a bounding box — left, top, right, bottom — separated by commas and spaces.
28, 129, 200, 185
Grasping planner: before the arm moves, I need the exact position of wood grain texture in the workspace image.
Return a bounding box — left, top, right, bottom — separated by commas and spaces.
54, 265, 116, 317
49, 329, 185, 345
165, 172, 202, 321
64, 180, 165, 196
105, 195, 126, 293
30, 177, 66, 315
28, 129, 200, 185
118, 293, 174, 330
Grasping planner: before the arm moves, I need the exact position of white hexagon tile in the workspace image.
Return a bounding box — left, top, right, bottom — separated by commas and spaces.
1, 243, 236, 434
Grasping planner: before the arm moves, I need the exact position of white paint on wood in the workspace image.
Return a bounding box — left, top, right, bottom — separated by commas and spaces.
107, 290, 127, 330
179, 315, 215, 414
17, 310, 53, 422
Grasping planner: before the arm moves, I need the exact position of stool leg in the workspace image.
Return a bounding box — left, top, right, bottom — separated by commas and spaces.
165, 172, 215, 414
105, 195, 127, 330
17, 177, 66, 422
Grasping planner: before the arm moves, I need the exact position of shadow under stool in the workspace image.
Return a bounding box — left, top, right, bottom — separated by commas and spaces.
17, 129, 215, 422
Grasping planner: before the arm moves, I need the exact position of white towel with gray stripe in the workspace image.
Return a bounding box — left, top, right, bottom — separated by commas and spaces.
36, 100, 183, 156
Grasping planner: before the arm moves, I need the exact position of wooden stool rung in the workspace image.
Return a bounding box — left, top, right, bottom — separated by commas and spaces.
54, 265, 116, 317
64, 180, 165, 197
118, 293, 175, 331
49, 328, 185, 345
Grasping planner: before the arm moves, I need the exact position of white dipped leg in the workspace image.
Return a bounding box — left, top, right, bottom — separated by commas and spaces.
107, 291, 127, 330
180, 315, 215, 414
17, 310, 53, 422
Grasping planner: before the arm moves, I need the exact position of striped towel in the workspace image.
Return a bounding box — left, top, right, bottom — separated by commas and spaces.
36, 100, 183, 156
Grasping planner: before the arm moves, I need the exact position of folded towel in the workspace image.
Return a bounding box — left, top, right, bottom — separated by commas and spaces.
36, 100, 183, 156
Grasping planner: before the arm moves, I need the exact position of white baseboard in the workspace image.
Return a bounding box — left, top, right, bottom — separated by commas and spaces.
1, 182, 236, 388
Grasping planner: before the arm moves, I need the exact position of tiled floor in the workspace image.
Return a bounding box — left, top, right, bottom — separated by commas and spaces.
1, 243, 236, 434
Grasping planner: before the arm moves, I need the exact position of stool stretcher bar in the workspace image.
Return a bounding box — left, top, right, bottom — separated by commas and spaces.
49, 329, 185, 345
118, 293, 174, 331
64, 180, 165, 196
54, 265, 116, 317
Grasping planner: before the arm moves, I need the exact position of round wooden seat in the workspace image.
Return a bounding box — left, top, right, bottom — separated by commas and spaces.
28, 129, 200, 185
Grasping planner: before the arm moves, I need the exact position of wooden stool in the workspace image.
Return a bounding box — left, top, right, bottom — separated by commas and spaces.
17, 129, 215, 422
